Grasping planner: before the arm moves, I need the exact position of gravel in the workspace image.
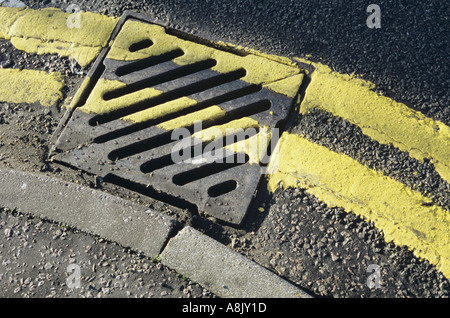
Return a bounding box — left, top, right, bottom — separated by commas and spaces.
0, 208, 214, 298
0, 39, 85, 76
240, 187, 450, 298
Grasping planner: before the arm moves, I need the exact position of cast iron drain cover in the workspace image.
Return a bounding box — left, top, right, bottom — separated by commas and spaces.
51, 11, 304, 226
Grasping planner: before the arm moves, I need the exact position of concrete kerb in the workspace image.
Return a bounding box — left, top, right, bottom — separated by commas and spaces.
0, 167, 177, 258
0, 167, 311, 298
160, 226, 312, 298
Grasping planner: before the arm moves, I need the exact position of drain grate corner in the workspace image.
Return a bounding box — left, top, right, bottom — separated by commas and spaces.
51, 11, 304, 227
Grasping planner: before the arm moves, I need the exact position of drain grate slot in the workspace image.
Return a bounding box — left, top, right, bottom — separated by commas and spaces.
222, 99, 272, 120
107, 130, 173, 161
89, 68, 247, 126
115, 49, 184, 77
207, 180, 238, 198
139, 153, 177, 174
52, 12, 304, 226
172, 153, 250, 186
105, 58, 217, 100
128, 38, 154, 52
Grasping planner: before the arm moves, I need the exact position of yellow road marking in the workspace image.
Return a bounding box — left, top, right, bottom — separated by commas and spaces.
0, 6, 118, 66
268, 132, 450, 278
296, 58, 450, 184
0, 68, 64, 106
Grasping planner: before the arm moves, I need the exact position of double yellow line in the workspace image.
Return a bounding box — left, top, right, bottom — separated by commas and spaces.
269, 133, 450, 278
268, 60, 450, 278
0, 6, 117, 106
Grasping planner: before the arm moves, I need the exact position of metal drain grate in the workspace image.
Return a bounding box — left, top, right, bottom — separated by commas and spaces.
51, 11, 304, 226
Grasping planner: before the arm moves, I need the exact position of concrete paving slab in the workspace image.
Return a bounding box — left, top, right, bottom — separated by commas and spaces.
160, 226, 312, 298
0, 167, 177, 258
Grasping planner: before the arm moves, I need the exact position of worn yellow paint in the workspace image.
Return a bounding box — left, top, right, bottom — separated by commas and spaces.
263, 73, 304, 100
0, 6, 118, 66
192, 118, 270, 164
192, 117, 259, 141
0, 68, 64, 106
11, 36, 103, 68
79, 78, 162, 115
158, 106, 226, 131
226, 126, 272, 165
107, 20, 303, 98
125, 97, 198, 123
268, 132, 450, 278
295, 58, 450, 184
0, 6, 25, 38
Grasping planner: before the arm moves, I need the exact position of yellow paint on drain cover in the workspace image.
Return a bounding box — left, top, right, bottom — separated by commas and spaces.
79, 78, 162, 116
75, 18, 304, 164
107, 20, 303, 98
